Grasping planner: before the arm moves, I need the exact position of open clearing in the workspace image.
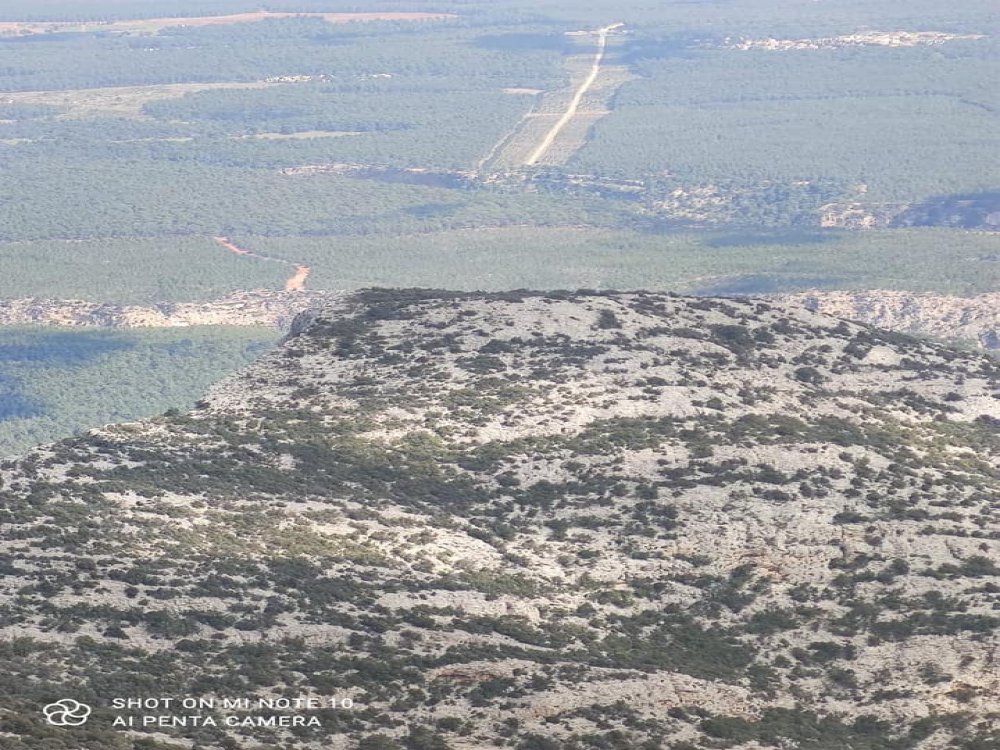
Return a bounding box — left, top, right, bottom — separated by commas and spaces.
1, 81, 277, 119
0, 12, 456, 36
480, 24, 631, 171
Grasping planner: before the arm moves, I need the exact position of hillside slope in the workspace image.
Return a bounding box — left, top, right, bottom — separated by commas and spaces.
1, 289, 998, 750
784, 290, 1000, 350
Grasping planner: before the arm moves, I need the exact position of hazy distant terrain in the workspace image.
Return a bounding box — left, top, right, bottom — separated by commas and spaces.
0, 0, 997, 450
1, 0, 997, 301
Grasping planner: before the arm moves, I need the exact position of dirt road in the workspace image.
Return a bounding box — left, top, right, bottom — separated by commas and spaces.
283, 265, 311, 292
212, 236, 311, 292
524, 23, 624, 166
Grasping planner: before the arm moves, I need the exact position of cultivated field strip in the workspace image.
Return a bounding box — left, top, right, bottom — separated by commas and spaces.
481, 24, 631, 171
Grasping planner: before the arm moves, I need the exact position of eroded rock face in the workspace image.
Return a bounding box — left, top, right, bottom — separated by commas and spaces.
784, 290, 1000, 350
0, 290, 340, 330
0, 289, 998, 749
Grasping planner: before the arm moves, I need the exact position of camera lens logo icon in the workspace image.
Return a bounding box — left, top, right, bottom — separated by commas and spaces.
43, 699, 92, 726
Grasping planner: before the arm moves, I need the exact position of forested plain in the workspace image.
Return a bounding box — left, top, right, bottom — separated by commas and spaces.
0, 0, 997, 450
0, 325, 277, 456
0, 3, 995, 302
574, 40, 1000, 201
240, 227, 1000, 297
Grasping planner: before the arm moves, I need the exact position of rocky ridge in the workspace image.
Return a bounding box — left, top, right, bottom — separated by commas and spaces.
0, 289, 997, 749
4, 287, 1000, 356
786, 290, 1000, 350
0, 289, 337, 330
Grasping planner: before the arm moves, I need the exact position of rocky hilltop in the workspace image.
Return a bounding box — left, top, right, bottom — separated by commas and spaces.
0, 289, 998, 750
5, 287, 1000, 357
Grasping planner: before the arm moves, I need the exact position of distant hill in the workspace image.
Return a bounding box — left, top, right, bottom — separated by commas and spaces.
891, 191, 1000, 230
1, 289, 998, 749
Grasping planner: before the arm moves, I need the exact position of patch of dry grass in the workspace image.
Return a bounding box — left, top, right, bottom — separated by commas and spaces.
0, 11, 455, 37
1, 81, 274, 119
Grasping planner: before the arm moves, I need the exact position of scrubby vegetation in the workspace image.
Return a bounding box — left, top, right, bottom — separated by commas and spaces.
0, 290, 996, 748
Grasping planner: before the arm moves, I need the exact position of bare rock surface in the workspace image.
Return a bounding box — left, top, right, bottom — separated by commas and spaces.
784, 289, 1000, 350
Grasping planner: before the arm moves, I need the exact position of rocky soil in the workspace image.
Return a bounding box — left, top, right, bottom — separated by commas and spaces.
0, 289, 997, 749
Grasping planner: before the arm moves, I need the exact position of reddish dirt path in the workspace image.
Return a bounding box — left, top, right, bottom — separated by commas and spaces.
212, 236, 311, 292
284, 265, 311, 292
212, 236, 254, 257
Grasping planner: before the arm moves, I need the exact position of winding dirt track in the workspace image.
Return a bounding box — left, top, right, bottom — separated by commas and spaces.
524, 23, 624, 166
212, 236, 311, 292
